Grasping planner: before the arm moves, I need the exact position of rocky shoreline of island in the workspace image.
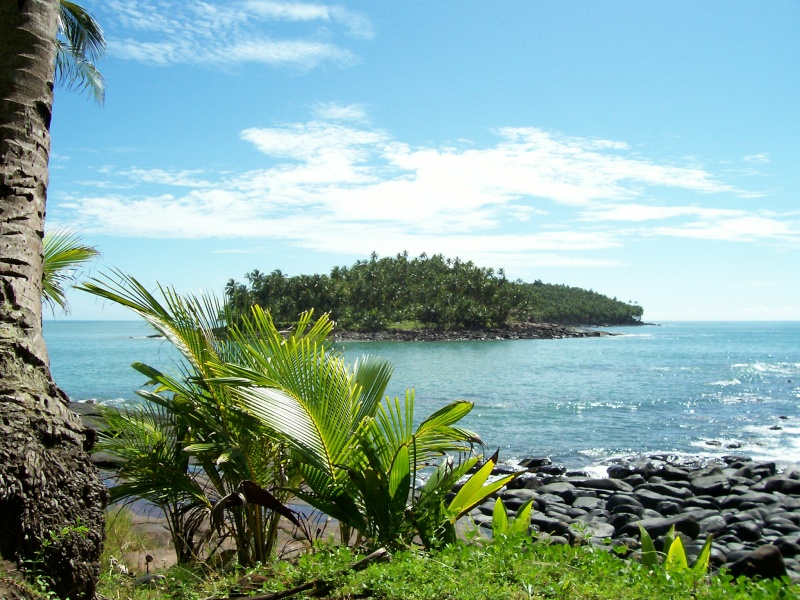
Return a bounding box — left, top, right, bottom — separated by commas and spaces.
331, 321, 620, 342
477, 453, 800, 580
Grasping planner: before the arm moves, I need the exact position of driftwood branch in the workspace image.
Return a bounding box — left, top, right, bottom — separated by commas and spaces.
223, 547, 390, 600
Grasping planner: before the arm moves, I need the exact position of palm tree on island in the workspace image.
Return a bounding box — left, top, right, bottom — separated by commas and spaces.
0, 1, 105, 598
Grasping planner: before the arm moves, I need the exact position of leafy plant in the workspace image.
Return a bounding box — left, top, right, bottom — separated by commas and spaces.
638, 524, 713, 579
491, 497, 534, 539
220, 335, 517, 550
83, 272, 314, 566
24, 519, 90, 598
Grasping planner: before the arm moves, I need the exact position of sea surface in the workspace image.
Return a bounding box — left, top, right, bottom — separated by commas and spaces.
44, 321, 800, 470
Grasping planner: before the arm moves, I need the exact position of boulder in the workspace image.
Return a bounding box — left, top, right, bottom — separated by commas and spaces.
728, 545, 788, 580
537, 482, 577, 504
570, 478, 634, 493
619, 513, 701, 541
691, 475, 731, 497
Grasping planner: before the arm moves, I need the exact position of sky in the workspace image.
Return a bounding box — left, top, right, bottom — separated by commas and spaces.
46, 1, 800, 321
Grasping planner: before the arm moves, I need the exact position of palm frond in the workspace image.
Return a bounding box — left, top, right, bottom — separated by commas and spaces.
56, 0, 106, 103
42, 228, 99, 313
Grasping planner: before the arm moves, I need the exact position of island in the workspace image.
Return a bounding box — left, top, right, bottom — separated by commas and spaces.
225, 252, 643, 340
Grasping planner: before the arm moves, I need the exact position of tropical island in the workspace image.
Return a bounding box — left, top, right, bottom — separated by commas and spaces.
224, 252, 644, 340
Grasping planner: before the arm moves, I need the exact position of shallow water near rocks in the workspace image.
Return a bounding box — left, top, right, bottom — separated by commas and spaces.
45, 320, 800, 470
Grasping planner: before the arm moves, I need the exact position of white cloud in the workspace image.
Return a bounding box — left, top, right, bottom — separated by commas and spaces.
103, 0, 370, 68
744, 153, 770, 164
580, 204, 746, 222
653, 216, 798, 243
56, 114, 794, 268
311, 102, 369, 122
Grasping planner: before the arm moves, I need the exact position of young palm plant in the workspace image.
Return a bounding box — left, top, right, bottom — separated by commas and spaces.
216, 330, 518, 550
81, 272, 310, 565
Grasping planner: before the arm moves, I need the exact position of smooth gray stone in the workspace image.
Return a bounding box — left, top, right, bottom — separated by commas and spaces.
634, 489, 674, 510
720, 492, 778, 510
757, 476, 800, 495
691, 474, 731, 497
699, 515, 728, 535
606, 493, 642, 510
656, 500, 683, 516
611, 503, 644, 517
636, 483, 694, 499
733, 521, 763, 542
572, 497, 605, 511
571, 478, 634, 493
536, 493, 566, 510
683, 496, 719, 510
537, 482, 577, 504
501, 488, 537, 501
682, 508, 719, 522
531, 515, 570, 537
728, 544, 788, 580
619, 513, 701, 540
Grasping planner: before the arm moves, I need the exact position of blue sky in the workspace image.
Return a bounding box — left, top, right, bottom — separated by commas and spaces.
47, 1, 800, 321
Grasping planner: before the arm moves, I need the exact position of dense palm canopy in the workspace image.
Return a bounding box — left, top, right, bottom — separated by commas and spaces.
226, 252, 644, 330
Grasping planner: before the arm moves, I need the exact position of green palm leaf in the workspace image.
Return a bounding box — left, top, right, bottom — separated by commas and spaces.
43, 228, 99, 312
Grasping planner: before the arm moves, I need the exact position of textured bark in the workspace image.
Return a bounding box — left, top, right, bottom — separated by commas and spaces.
0, 1, 106, 599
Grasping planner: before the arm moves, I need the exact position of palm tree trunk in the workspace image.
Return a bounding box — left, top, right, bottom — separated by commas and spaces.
0, 1, 106, 598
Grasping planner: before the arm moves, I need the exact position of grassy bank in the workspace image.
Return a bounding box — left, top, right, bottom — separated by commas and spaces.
95, 517, 796, 600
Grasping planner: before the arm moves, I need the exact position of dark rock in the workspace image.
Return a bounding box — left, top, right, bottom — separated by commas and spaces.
537, 482, 577, 504
728, 545, 788, 580
699, 515, 728, 535
720, 492, 778, 510
619, 513, 701, 541
683, 496, 719, 510
531, 515, 571, 537
634, 489, 669, 511
653, 464, 691, 481
733, 521, 764, 542
775, 538, 800, 559
505, 472, 541, 490
757, 477, 800, 495
609, 512, 639, 532
536, 493, 566, 511
656, 501, 683, 516
623, 474, 647, 488
572, 497, 605, 511
691, 475, 731, 497
636, 483, 694, 500
501, 488, 536, 502
519, 456, 552, 469
571, 478, 634, 493
537, 464, 567, 476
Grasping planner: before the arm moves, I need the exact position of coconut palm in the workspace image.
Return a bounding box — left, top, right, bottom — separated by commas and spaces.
56, 0, 106, 103
42, 228, 99, 313
216, 313, 518, 550
0, 2, 106, 598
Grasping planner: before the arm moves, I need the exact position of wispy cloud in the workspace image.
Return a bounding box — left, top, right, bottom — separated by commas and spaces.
53, 111, 795, 267
744, 153, 771, 164
102, 0, 370, 68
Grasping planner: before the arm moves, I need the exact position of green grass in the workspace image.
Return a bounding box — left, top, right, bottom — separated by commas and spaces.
95, 535, 799, 599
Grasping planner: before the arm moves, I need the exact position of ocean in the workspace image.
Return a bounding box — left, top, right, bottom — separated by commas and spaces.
44, 320, 800, 470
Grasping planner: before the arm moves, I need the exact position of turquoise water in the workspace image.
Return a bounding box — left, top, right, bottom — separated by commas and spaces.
44, 321, 800, 468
